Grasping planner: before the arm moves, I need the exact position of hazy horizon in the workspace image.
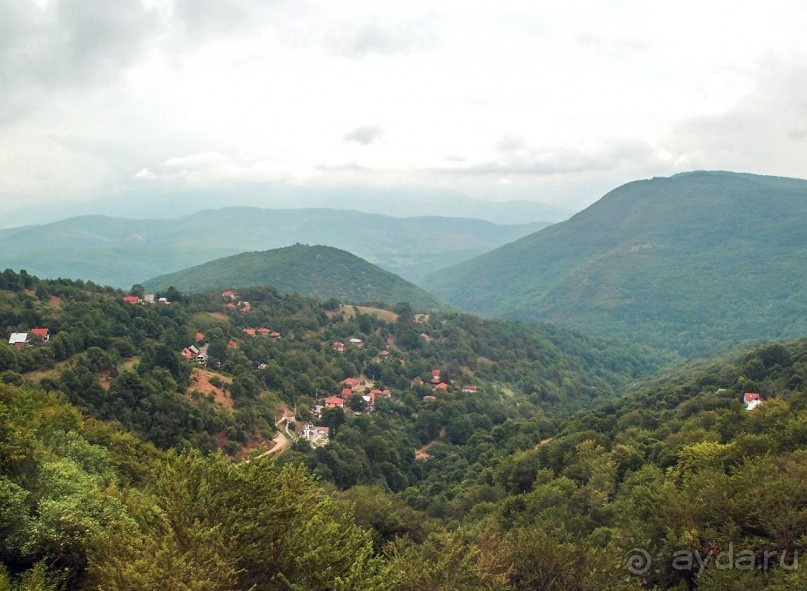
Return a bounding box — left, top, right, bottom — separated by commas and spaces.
2, 1, 807, 220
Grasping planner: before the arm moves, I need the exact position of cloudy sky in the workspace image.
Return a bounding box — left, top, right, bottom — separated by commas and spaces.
1, 0, 806, 220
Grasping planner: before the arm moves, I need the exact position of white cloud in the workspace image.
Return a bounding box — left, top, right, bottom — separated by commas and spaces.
2, 0, 807, 215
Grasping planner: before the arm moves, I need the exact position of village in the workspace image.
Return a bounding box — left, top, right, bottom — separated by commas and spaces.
5, 283, 768, 463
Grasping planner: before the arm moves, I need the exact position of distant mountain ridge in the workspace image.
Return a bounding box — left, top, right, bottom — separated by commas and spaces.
1, 185, 571, 227
427, 171, 807, 355
143, 244, 445, 309
0, 207, 550, 288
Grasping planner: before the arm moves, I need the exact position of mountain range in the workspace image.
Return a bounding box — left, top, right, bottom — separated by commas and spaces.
1, 185, 571, 227
143, 244, 444, 309
427, 171, 807, 355
0, 207, 549, 288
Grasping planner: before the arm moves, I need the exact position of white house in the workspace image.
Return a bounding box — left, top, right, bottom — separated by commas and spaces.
8, 333, 28, 348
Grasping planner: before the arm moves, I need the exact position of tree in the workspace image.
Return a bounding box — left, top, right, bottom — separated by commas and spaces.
321, 407, 345, 438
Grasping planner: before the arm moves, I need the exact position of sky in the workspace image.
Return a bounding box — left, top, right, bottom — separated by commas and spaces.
1, 0, 807, 220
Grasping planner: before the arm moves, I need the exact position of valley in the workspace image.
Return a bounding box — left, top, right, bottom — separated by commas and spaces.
3, 171, 807, 590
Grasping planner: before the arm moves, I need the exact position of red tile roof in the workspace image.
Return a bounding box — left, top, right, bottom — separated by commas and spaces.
434, 382, 448, 390
123, 295, 140, 304
195, 332, 205, 341
744, 392, 761, 403
343, 377, 361, 389
227, 340, 238, 348
325, 396, 345, 407
30, 328, 49, 339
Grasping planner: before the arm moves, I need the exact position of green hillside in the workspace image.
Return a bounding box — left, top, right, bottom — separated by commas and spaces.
0, 207, 549, 287
4, 268, 807, 589
427, 171, 807, 356
142, 244, 445, 309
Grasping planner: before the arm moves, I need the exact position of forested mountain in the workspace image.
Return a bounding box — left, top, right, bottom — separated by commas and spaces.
142, 244, 445, 310
5, 266, 807, 589
427, 171, 807, 356
0, 207, 549, 287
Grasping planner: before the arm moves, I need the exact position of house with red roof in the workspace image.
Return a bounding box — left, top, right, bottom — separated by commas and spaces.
30, 328, 49, 342
340, 388, 353, 399
222, 290, 237, 300
343, 377, 362, 390
257, 327, 270, 335
270, 331, 281, 339
227, 340, 238, 349
434, 382, 448, 391
325, 396, 345, 409
423, 395, 437, 402
226, 302, 237, 310
243, 328, 257, 337
744, 392, 763, 411
332, 341, 345, 352
123, 295, 141, 304
181, 347, 195, 360
430, 370, 441, 384
462, 385, 478, 393
195, 332, 205, 341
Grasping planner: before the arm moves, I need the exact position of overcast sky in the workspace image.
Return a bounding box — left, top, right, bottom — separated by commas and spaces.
1, 0, 806, 218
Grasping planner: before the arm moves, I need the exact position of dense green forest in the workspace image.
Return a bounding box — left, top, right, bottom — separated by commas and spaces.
4, 268, 807, 589
142, 244, 444, 309
427, 171, 807, 357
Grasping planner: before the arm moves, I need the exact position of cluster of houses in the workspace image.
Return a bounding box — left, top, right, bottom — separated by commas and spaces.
420, 369, 478, 402
181, 333, 209, 365
181, 343, 209, 365
244, 328, 281, 339
123, 294, 169, 305
7, 328, 49, 348
324, 377, 392, 411
222, 290, 251, 313
331, 338, 364, 352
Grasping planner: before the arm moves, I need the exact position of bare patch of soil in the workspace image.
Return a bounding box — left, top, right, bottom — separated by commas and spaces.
188, 368, 234, 409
